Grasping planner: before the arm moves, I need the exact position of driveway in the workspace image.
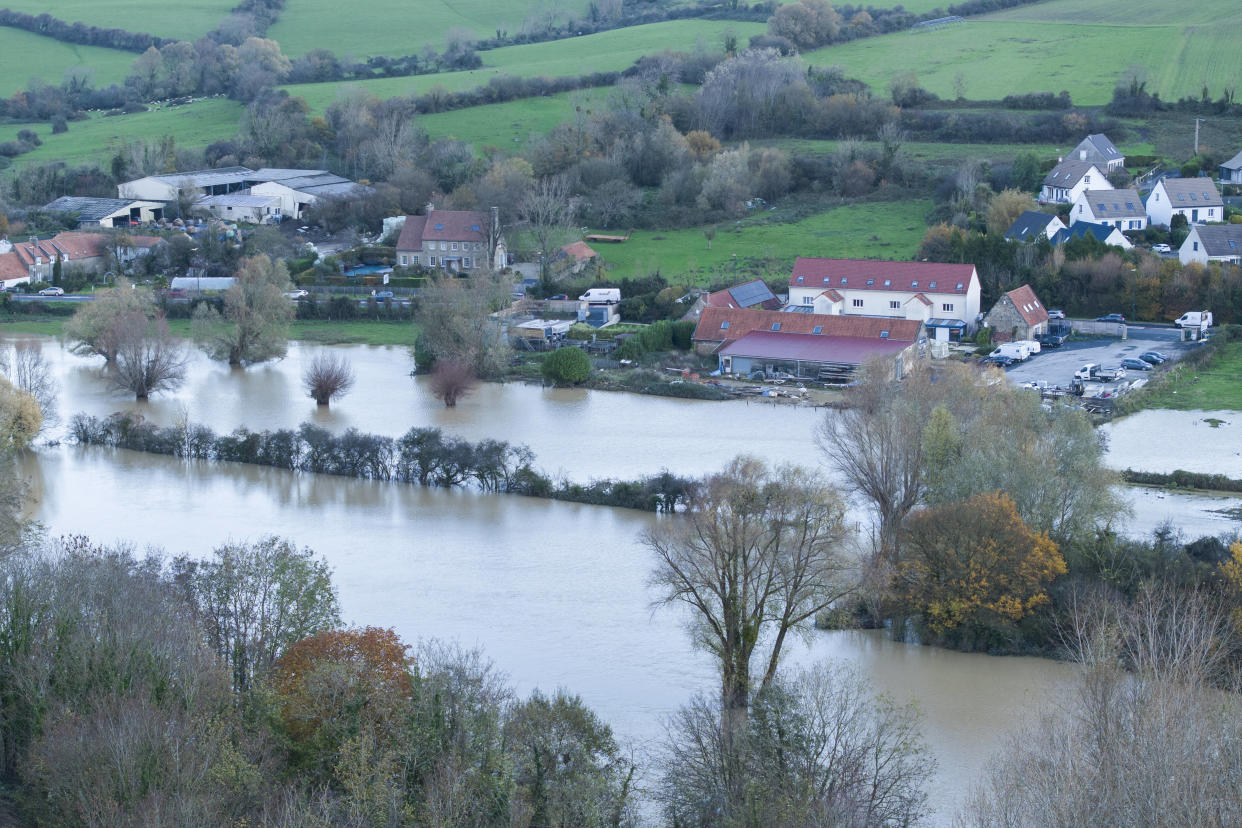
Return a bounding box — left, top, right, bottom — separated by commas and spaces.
1004, 325, 1189, 388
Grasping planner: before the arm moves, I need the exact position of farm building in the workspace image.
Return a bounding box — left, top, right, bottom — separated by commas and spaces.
1146, 177, 1224, 227
42, 196, 164, 228
195, 194, 283, 224
249, 173, 371, 220
1004, 211, 1066, 243
1070, 189, 1146, 230
118, 166, 256, 202
1179, 225, 1242, 265
786, 258, 980, 341
548, 241, 600, 276
983, 284, 1050, 341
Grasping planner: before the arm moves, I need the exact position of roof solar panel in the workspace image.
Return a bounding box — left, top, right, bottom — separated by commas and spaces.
728, 281, 775, 308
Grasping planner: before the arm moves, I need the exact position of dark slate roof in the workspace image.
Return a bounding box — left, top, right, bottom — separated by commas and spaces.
719, 331, 911, 366
1221, 150, 1242, 171
790, 258, 976, 295
1005, 211, 1059, 241
1158, 177, 1223, 208
1192, 225, 1242, 257
1075, 134, 1124, 163
43, 196, 145, 221
1080, 188, 1144, 217
1042, 159, 1105, 188
1002, 284, 1050, 327
1051, 222, 1121, 245
705, 279, 780, 310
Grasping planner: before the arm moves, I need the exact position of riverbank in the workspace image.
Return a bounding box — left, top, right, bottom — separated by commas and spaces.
1, 314, 419, 347
1114, 331, 1242, 413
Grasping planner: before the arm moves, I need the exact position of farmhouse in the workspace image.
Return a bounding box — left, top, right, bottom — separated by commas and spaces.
983, 284, 1050, 342
195, 193, 283, 224
0, 232, 163, 281
1004, 211, 1066, 242
395, 208, 507, 272
1068, 134, 1125, 172
42, 196, 165, 228
1039, 160, 1112, 204
1179, 225, 1242, 265
692, 307, 925, 381
1145, 177, 1223, 227
1050, 221, 1132, 250
1219, 150, 1242, 185
1070, 189, 1146, 230
786, 258, 980, 341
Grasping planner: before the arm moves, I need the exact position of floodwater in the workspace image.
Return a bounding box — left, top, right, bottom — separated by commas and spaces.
1104, 409, 1242, 476
10, 335, 1239, 822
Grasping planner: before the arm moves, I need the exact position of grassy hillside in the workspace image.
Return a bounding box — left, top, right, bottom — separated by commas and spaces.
0, 28, 136, 97
282, 19, 764, 112
1, 0, 235, 40
420, 89, 615, 153
591, 198, 931, 284
0, 98, 244, 170
805, 0, 1242, 107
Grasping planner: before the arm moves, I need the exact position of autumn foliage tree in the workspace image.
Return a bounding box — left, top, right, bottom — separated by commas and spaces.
897, 492, 1066, 646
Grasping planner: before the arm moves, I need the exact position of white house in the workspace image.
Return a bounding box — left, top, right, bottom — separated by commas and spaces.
1071, 189, 1146, 231
1179, 225, 1242, 265
1004, 211, 1066, 242
787, 258, 981, 341
1069, 134, 1125, 172
1050, 222, 1133, 250
195, 193, 283, 224
43, 196, 165, 227
1039, 160, 1112, 204
1146, 177, 1224, 227
1219, 150, 1242, 185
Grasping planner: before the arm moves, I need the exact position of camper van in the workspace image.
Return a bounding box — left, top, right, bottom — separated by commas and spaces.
1174, 311, 1213, 329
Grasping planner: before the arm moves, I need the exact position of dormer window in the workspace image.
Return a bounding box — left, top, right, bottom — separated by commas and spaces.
911, 281, 918, 288
822, 278, 829, 284
840, 278, 847, 285
812, 326, 823, 334
796, 276, 804, 283
956, 283, 964, 290
720, 321, 730, 329
929, 281, 937, 289
866, 279, 875, 286
434, 223, 444, 230
771, 323, 781, 331
883, 280, 891, 286
880, 331, 889, 338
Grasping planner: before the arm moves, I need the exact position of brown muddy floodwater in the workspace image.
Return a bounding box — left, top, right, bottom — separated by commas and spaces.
12, 335, 1237, 822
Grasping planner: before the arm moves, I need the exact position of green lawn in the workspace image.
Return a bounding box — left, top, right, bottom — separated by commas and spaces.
0, 28, 136, 97
1, 0, 236, 40
2, 315, 418, 347
593, 198, 931, 285
0, 98, 244, 171
282, 19, 763, 112
984, 0, 1242, 26
1132, 342, 1242, 412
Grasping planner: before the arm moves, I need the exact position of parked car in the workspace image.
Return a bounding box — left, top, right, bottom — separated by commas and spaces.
984, 355, 1017, 367
1140, 351, 1170, 364
373, 290, 394, 300
1036, 332, 1066, 348
1047, 309, 1066, 319
1096, 313, 1126, 323
1152, 243, 1172, 254
38, 287, 64, 296
1120, 358, 1153, 371
283, 289, 309, 299
549, 293, 568, 300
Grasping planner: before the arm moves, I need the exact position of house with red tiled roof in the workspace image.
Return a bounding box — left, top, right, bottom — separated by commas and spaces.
786, 258, 981, 342
692, 306, 926, 381
395, 208, 507, 273
0, 231, 164, 283
983, 284, 1050, 341
549, 241, 599, 276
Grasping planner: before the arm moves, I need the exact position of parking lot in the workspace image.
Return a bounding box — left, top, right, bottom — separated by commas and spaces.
1004, 325, 1190, 388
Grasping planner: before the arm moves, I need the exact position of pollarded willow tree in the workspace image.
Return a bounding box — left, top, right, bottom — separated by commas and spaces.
643, 457, 852, 737
192, 254, 294, 367
110, 312, 188, 400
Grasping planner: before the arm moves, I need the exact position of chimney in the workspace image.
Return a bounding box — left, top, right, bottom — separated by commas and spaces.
1079, 149, 1087, 161
425, 202, 435, 214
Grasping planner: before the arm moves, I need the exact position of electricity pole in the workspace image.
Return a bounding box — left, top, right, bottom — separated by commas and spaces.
1194, 118, 1206, 156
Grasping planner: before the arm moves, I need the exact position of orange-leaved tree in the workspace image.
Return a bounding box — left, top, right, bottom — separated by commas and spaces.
1217, 539, 1242, 631
270, 626, 414, 773
897, 492, 1066, 641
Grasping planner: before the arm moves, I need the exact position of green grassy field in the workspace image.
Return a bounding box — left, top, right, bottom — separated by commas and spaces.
756, 138, 1153, 167
1, 315, 418, 347
592, 198, 931, 285
984, 0, 1242, 26
0, 28, 136, 97
1132, 342, 1242, 412
0, 98, 244, 171
1, 0, 236, 40
420, 88, 615, 153
282, 19, 764, 112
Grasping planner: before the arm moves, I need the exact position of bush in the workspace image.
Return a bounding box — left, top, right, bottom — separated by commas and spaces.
541, 346, 592, 384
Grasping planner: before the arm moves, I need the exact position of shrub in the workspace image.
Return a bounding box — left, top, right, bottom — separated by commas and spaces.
541, 347, 591, 384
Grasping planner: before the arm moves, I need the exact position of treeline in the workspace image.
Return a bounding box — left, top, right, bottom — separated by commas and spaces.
70, 412, 694, 512
0, 9, 170, 52
900, 106, 1117, 144
1122, 468, 1242, 494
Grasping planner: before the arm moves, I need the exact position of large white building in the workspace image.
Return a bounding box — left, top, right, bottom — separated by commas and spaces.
1146, 177, 1224, 227
1039, 159, 1112, 204
118, 167, 368, 219
786, 258, 981, 341
1070, 189, 1146, 231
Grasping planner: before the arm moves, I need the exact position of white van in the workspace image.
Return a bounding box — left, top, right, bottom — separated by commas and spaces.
1013, 339, 1041, 354
990, 343, 1031, 362
1174, 311, 1213, 329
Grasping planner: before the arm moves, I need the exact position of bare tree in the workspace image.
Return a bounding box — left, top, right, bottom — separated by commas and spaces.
111, 312, 188, 400
192, 254, 294, 367
517, 175, 578, 284
64, 277, 157, 363
644, 457, 851, 738
414, 272, 512, 378
429, 359, 476, 408
1, 341, 57, 431
302, 352, 355, 407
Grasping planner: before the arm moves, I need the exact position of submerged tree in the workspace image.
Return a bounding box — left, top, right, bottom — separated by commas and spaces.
64, 277, 157, 363
429, 358, 476, 407
302, 352, 355, 407
413, 272, 512, 378
1, 340, 57, 431
644, 457, 851, 738
192, 254, 294, 367
111, 312, 187, 400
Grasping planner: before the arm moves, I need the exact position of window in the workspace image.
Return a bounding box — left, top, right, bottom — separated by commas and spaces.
400, 255, 408, 266
812, 326, 823, 334
802, 296, 813, 305
942, 303, 954, 312
464, 257, 471, 268
434, 223, 444, 231
889, 300, 900, 309
852, 299, 864, 308
771, 323, 781, 331
840, 278, 848, 285
928, 281, 937, 289
956, 283, 963, 290
1209, 209, 1215, 217
440, 242, 446, 250
720, 321, 730, 329
866, 279, 875, 286
910, 281, 918, 288
411, 255, 418, 265
883, 279, 891, 286
451, 243, 458, 251
796, 275, 804, 283
1155, 193, 1161, 201
1230, 241, 1238, 249
430, 256, 437, 266
880, 331, 889, 339
1193, 242, 1199, 251
1084, 175, 1091, 183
